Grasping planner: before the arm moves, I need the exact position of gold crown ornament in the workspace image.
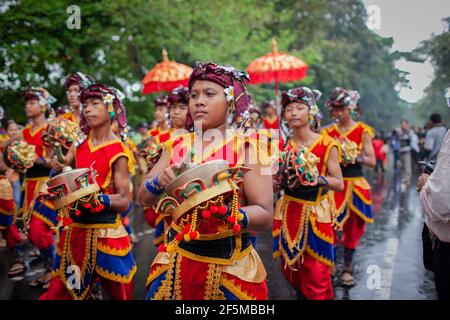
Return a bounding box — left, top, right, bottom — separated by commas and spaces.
156, 160, 250, 253
137, 137, 163, 173
42, 118, 81, 150
3, 140, 37, 173
281, 146, 320, 188
339, 137, 359, 164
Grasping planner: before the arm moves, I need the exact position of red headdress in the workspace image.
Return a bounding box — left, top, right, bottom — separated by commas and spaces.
79, 83, 127, 143
186, 62, 251, 131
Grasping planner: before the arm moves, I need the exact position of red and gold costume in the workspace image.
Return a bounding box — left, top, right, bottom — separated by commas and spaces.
149, 127, 171, 144
321, 122, 374, 250
21, 125, 58, 260
59, 111, 78, 124
21, 125, 50, 216
273, 134, 338, 300
0, 133, 18, 243
41, 136, 136, 300
263, 116, 280, 130
146, 130, 268, 300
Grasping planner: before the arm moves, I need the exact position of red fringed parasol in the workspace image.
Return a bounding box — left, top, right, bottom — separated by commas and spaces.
141, 49, 193, 95
246, 38, 308, 96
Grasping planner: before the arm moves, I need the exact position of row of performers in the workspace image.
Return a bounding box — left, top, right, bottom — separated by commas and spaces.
0, 62, 375, 300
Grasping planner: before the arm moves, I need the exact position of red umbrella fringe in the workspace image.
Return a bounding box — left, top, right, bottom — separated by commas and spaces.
142, 79, 189, 95
248, 67, 307, 85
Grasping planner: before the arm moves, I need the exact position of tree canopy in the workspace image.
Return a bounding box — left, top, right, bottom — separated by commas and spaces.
1, 0, 411, 131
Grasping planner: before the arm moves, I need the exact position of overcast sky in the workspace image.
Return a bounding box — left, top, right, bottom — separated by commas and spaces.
362, 0, 450, 103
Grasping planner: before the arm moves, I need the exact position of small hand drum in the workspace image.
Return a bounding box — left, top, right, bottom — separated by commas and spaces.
156, 160, 250, 253
47, 166, 100, 210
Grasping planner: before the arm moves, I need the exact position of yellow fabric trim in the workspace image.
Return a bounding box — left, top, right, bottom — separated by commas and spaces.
176, 237, 252, 266
24, 176, 49, 182
220, 277, 257, 300
305, 245, 334, 268
290, 134, 323, 152
97, 242, 132, 257
272, 227, 281, 238
274, 197, 286, 220
0, 206, 15, 216
361, 122, 375, 139
272, 251, 281, 259
171, 223, 239, 241
353, 188, 372, 205
31, 210, 56, 229
309, 214, 334, 244
281, 200, 309, 251
102, 152, 129, 189
322, 140, 340, 176
335, 121, 361, 137
349, 202, 374, 223
70, 214, 122, 229
87, 136, 122, 152
146, 264, 170, 288
95, 264, 137, 284
153, 233, 165, 246
24, 124, 45, 138
283, 193, 327, 206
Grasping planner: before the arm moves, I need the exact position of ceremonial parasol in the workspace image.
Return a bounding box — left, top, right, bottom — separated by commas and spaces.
246, 38, 308, 96
141, 49, 193, 95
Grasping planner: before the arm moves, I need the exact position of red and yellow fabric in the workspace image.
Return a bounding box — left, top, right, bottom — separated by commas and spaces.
125, 138, 137, 176
42, 137, 136, 300
22, 125, 47, 158
263, 116, 280, 130
146, 131, 268, 300
272, 135, 337, 300
59, 111, 78, 124
321, 121, 374, 154
149, 127, 172, 145
20, 177, 49, 219
321, 122, 374, 250
0, 175, 16, 229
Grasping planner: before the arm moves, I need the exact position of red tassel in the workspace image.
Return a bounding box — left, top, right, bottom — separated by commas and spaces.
218, 205, 228, 216
201, 209, 211, 219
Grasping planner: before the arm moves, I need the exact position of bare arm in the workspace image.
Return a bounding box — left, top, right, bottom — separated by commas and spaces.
324, 146, 344, 192
0, 152, 7, 172
362, 132, 376, 168
108, 156, 132, 213
137, 149, 170, 207
240, 162, 274, 233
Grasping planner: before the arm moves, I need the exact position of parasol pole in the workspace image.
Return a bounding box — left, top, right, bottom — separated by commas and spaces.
162, 48, 169, 62
272, 38, 279, 97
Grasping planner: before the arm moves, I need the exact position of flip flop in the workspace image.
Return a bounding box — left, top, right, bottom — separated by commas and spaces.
8, 261, 25, 278
341, 270, 356, 287
42, 274, 52, 290
29, 277, 45, 287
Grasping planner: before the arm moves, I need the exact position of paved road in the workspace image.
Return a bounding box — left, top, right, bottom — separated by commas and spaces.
0, 167, 436, 300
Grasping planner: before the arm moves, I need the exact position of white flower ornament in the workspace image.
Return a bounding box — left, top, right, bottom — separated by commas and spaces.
224, 86, 234, 103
